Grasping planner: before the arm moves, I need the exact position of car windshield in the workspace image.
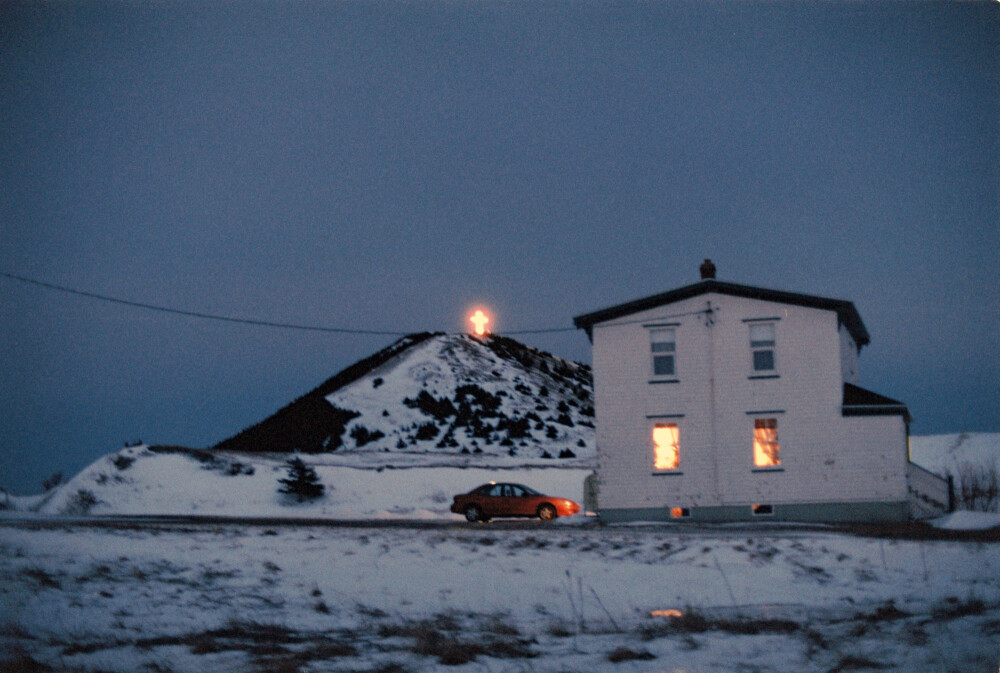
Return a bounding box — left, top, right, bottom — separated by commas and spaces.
518, 485, 542, 496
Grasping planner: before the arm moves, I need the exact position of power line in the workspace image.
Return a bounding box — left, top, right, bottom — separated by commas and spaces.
1, 270, 581, 337
502, 326, 578, 335
589, 307, 714, 329
0, 271, 411, 336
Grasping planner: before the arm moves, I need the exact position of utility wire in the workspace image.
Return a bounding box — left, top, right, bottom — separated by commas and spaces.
0, 270, 411, 336
1, 270, 580, 336
502, 326, 578, 335
590, 307, 714, 330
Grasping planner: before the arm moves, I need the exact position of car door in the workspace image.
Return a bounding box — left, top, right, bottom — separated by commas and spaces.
507, 484, 532, 516
485, 483, 505, 517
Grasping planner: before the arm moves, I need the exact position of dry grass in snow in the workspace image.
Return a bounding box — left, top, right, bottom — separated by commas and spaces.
1, 522, 998, 673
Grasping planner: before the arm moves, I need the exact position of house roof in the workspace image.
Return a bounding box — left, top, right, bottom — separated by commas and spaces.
842, 383, 911, 421
572, 279, 870, 348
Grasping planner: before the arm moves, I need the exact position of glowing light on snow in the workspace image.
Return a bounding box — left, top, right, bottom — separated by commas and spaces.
469, 309, 491, 336
650, 609, 684, 618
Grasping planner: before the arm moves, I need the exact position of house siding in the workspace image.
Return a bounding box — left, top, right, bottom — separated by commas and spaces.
591, 291, 909, 521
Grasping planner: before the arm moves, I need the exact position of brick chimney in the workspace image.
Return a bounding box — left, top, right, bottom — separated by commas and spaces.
699, 258, 716, 280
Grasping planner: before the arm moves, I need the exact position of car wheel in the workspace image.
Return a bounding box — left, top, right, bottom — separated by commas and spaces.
464, 504, 483, 523
537, 503, 557, 521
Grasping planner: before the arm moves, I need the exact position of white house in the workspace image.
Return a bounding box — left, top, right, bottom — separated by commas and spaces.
573, 260, 951, 523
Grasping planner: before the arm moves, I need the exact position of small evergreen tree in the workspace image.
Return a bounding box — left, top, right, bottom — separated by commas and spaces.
278, 457, 325, 502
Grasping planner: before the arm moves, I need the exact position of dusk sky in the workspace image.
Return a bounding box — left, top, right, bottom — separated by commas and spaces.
2, 1, 997, 495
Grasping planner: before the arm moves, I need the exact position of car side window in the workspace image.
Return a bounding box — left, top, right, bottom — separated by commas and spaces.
502, 485, 513, 497
489, 485, 503, 497
511, 486, 526, 497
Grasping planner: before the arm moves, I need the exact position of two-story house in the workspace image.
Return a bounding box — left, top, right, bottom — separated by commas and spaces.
573, 260, 950, 523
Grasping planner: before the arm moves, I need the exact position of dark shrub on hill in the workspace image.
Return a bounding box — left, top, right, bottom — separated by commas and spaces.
278, 457, 325, 502
351, 425, 385, 448
469, 416, 492, 439
42, 472, 63, 491
404, 390, 456, 421
454, 384, 502, 416
113, 455, 135, 470
415, 422, 440, 441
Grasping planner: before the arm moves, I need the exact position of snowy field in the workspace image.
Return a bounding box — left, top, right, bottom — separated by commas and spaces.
2, 521, 999, 673
2, 433, 998, 671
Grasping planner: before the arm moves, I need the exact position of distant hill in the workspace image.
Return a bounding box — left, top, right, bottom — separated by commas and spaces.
909, 432, 1000, 480
214, 332, 595, 464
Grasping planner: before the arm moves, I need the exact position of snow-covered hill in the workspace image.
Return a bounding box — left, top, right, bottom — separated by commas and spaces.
215, 332, 596, 466
6, 444, 591, 518
909, 432, 999, 479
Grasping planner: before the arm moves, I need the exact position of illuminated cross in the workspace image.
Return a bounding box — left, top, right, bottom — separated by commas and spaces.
469, 309, 490, 336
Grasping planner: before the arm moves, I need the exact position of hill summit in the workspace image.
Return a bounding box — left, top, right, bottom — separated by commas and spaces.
215, 332, 595, 465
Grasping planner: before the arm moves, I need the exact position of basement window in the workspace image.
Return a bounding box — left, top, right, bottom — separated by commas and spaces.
653, 423, 680, 471
753, 418, 780, 467
752, 504, 774, 516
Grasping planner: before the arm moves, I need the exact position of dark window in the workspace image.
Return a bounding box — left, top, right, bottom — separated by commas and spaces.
753, 349, 775, 371
750, 323, 776, 372
650, 329, 676, 377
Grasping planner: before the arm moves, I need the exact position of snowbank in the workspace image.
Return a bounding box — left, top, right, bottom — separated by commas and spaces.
3, 445, 592, 519
930, 510, 1000, 531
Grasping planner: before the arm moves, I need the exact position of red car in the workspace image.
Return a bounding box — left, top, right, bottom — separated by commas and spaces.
451, 482, 581, 522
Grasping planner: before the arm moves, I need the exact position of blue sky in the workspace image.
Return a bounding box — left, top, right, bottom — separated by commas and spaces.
1, 0, 997, 494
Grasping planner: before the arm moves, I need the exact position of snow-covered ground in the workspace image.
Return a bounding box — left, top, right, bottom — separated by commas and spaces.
2, 445, 592, 519
910, 432, 999, 481
3, 432, 998, 527
2, 521, 998, 672
2, 433, 999, 672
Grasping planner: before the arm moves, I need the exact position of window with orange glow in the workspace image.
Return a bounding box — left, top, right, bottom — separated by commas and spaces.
653, 423, 680, 470
753, 418, 780, 467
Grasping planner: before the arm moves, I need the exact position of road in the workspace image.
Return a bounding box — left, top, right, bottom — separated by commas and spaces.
1, 512, 996, 540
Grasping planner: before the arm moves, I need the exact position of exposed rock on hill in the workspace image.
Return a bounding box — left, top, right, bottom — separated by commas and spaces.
214, 333, 595, 465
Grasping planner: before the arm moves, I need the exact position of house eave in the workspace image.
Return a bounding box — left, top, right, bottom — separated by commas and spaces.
572, 279, 870, 347
842, 405, 912, 421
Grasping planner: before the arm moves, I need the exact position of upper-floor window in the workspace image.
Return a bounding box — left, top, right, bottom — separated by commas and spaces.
749, 323, 776, 372
653, 422, 680, 470
650, 328, 676, 377
753, 418, 780, 467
